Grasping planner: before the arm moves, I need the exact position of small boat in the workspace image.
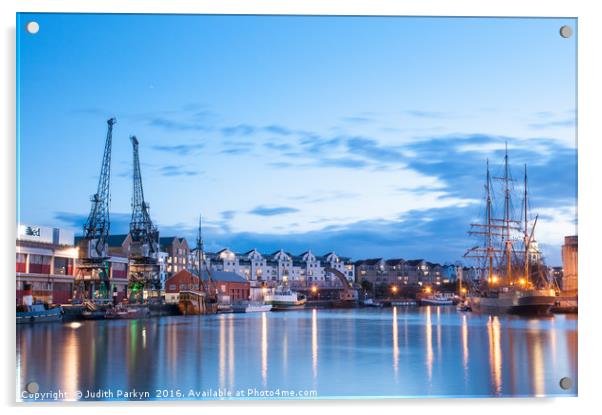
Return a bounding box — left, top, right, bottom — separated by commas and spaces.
16, 283, 63, 323
391, 300, 417, 306
16, 303, 62, 324
264, 286, 306, 311
421, 295, 454, 306
362, 298, 383, 307
231, 301, 272, 313
105, 304, 150, 319
456, 301, 472, 312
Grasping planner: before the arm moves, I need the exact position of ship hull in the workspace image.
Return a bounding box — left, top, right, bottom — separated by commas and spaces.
469, 291, 555, 315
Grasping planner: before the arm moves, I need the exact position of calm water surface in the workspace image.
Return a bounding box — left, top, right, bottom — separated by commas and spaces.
17, 307, 577, 400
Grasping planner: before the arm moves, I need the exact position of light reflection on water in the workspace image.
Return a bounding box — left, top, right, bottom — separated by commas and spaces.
16, 307, 577, 400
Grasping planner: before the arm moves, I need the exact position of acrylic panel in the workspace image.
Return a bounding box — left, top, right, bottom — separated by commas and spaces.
16, 13, 578, 401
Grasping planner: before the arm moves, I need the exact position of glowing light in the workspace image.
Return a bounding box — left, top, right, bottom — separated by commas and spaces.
461, 287, 467, 294
68, 322, 82, 329
311, 285, 318, 294
491, 276, 499, 284
518, 278, 526, 286
424, 286, 432, 294
391, 285, 398, 294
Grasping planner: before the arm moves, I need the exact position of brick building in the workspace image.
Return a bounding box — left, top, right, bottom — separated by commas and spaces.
160, 237, 190, 278
164, 269, 250, 304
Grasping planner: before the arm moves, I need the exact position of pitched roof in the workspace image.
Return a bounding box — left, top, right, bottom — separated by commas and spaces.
159, 236, 178, 246
197, 270, 247, 283
405, 259, 425, 266
385, 258, 405, 265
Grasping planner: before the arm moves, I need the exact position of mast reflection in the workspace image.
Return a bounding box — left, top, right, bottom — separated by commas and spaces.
487, 316, 503, 394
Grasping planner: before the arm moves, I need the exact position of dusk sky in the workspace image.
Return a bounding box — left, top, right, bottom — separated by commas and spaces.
17, 14, 577, 265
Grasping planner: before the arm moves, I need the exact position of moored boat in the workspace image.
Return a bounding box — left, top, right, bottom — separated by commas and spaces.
16, 303, 63, 324
421, 295, 453, 306
264, 286, 306, 310
468, 288, 555, 315
16, 283, 63, 323
391, 299, 417, 306
231, 301, 272, 313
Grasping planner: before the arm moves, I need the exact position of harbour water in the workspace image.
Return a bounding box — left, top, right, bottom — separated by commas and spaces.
17, 307, 577, 401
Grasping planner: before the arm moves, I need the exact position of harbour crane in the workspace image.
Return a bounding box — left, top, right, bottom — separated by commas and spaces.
75, 117, 116, 301
127, 135, 161, 302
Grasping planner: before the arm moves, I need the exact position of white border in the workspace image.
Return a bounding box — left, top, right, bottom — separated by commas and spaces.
2, 1, 601, 414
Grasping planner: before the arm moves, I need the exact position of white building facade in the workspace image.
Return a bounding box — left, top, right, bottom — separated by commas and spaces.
198, 248, 356, 288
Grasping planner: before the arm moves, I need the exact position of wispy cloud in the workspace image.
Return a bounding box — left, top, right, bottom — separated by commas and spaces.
249, 206, 300, 216
221, 124, 256, 136
152, 143, 205, 156
405, 110, 448, 119
221, 210, 237, 220
159, 165, 199, 177
148, 117, 211, 132
54, 211, 132, 234
529, 118, 575, 129
263, 125, 292, 135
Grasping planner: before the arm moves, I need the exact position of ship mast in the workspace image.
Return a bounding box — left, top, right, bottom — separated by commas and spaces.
523, 164, 530, 281
486, 159, 494, 283
503, 143, 512, 283
196, 215, 213, 291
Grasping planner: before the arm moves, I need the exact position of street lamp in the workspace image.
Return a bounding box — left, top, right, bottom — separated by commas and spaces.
391, 285, 398, 295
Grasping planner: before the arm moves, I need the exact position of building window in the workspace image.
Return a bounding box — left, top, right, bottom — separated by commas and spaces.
53, 257, 70, 275
29, 254, 51, 274
16, 253, 26, 273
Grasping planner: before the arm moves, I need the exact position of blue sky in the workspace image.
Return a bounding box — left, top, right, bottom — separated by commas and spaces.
17, 14, 577, 265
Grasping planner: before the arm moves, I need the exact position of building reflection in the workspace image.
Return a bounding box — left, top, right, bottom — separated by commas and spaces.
392, 306, 399, 379
262, 312, 268, 386
219, 316, 226, 389
63, 325, 80, 400
228, 316, 235, 390
425, 306, 433, 382
312, 308, 318, 381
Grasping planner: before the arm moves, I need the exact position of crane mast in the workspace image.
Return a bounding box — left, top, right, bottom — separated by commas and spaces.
75, 118, 116, 300
128, 135, 160, 301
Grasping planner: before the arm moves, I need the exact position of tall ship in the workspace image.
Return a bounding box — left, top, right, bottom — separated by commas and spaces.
464, 145, 557, 315
178, 215, 218, 315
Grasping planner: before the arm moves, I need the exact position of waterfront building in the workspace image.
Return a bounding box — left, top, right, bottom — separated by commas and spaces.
160, 237, 190, 278
354, 258, 385, 286
18, 224, 129, 304
404, 259, 431, 285
355, 258, 460, 290
441, 263, 460, 283
321, 251, 355, 284
164, 269, 250, 304
201, 248, 356, 289
561, 235, 578, 295
16, 224, 78, 304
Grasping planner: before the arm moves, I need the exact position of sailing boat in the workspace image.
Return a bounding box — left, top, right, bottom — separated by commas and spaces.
178, 215, 218, 315
464, 145, 557, 315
